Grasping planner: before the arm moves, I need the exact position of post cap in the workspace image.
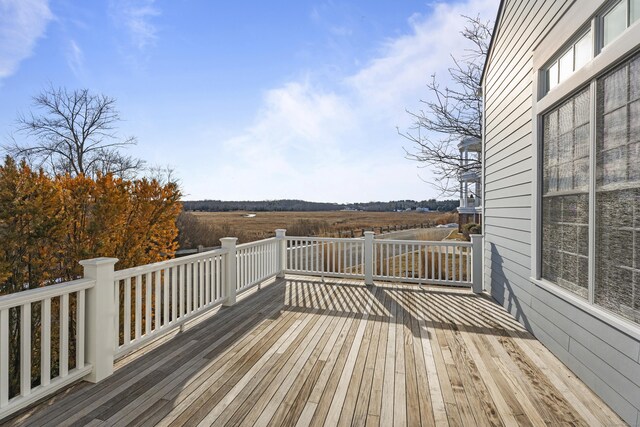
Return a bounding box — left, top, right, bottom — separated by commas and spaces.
220, 237, 238, 246
364, 231, 375, 236
79, 257, 119, 267
275, 229, 286, 237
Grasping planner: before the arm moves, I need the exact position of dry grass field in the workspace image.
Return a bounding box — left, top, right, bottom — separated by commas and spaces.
189, 210, 456, 241
177, 210, 458, 249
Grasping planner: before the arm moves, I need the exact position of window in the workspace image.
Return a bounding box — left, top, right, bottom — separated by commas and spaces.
542, 89, 591, 298
574, 32, 592, 69
604, 1, 628, 45
603, 0, 640, 47
543, 0, 640, 96
540, 51, 640, 325
545, 30, 592, 94
595, 54, 640, 323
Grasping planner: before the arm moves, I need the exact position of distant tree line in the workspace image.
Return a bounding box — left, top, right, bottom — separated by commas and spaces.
182, 199, 459, 213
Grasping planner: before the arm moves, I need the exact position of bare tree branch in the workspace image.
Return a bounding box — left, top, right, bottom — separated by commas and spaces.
400, 15, 491, 196
5, 86, 144, 178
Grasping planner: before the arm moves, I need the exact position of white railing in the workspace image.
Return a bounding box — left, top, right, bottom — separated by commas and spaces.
0, 277, 95, 419
236, 238, 279, 291
113, 249, 228, 357
0, 228, 483, 421
374, 239, 472, 286
285, 237, 366, 279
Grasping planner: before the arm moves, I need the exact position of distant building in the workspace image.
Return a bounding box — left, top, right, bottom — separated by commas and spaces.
416, 207, 430, 212
457, 136, 481, 229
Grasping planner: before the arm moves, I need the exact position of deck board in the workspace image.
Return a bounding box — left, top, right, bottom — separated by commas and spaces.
4, 276, 626, 427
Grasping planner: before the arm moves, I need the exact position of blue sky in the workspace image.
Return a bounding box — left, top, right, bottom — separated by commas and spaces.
0, 0, 498, 202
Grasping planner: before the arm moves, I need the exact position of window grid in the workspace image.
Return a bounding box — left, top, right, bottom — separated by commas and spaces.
542, 89, 591, 299
595, 54, 640, 324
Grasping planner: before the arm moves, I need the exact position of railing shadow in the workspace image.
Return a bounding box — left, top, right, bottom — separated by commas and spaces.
8, 274, 535, 426
281, 278, 534, 339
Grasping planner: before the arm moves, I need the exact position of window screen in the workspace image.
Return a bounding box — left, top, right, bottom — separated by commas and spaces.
542, 89, 590, 298
595, 53, 640, 323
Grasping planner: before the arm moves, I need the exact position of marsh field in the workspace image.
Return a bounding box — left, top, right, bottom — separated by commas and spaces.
179, 210, 458, 248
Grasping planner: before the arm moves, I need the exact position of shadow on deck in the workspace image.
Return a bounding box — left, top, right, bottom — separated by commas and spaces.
5, 276, 624, 426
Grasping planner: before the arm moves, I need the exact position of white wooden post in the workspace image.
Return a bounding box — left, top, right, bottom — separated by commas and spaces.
275, 229, 286, 278
470, 234, 483, 293
364, 231, 374, 286
80, 257, 118, 383
221, 237, 238, 306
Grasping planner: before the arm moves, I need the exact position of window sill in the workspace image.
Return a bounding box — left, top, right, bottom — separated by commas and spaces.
529, 276, 640, 342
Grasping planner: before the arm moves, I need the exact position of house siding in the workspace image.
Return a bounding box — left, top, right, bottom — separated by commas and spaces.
483, 0, 640, 425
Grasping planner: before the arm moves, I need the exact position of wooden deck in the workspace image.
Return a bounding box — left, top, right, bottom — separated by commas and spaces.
6, 276, 625, 426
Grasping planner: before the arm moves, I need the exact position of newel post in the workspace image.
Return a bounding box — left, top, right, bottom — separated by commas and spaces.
221, 237, 238, 306
364, 231, 374, 286
275, 229, 286, 278
80, 257, 118, 383
470, 234, 484, 293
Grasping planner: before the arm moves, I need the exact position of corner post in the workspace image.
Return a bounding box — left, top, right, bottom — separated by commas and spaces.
80, 257, 118, 383
275, 229, 286, 278
221, 237, 238, 306
470, 234, 483, 293
364, 231, 374, 286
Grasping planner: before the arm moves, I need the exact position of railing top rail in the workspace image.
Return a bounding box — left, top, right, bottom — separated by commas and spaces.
0, 277, 95, 311
374, 239, 472, 247
114, 247, 229, 280
236, 237, 277, 250
285, 236, 364, 243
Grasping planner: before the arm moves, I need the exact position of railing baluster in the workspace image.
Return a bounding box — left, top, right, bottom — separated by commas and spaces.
332, 242, 336, 273
392, 243, 396, 277
219, 254, 223, 297
171, 267, 177, 322
20, 303, 31, 396
155, 271, 161, 330
135, 275, 142, 340
1, 309, 9, 407
41, 299, 51, 386
163, 269, 169, 327
114, 280, 120, 350
186, 263, 192, 313
145, 273, 152, 336
124, 277, 131, 345
467, 247, 472, 283
77, 290, 85, 369
404, 243, 408, 278
350, 242, 354, 274
199, 259, 204, 308
445, 246, 450, 281
412, 244, 416, 278
205, 258, 211, 305
431, 246, 435, 279
179, 264, 185, 318
60, 294, 69, 377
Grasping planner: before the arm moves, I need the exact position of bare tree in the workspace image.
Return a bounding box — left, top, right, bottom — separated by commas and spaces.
6, 86, 144, 178
400, 15, 492, 195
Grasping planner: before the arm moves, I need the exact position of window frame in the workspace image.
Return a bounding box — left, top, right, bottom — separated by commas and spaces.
543, 28, 593, 94
531, 0, 640, 339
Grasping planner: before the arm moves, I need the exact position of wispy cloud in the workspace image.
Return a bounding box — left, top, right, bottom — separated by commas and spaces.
110, 0, 160, 50
187, 0, 499, 201
0, 0, 53, 80
66, 39, 84, 77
